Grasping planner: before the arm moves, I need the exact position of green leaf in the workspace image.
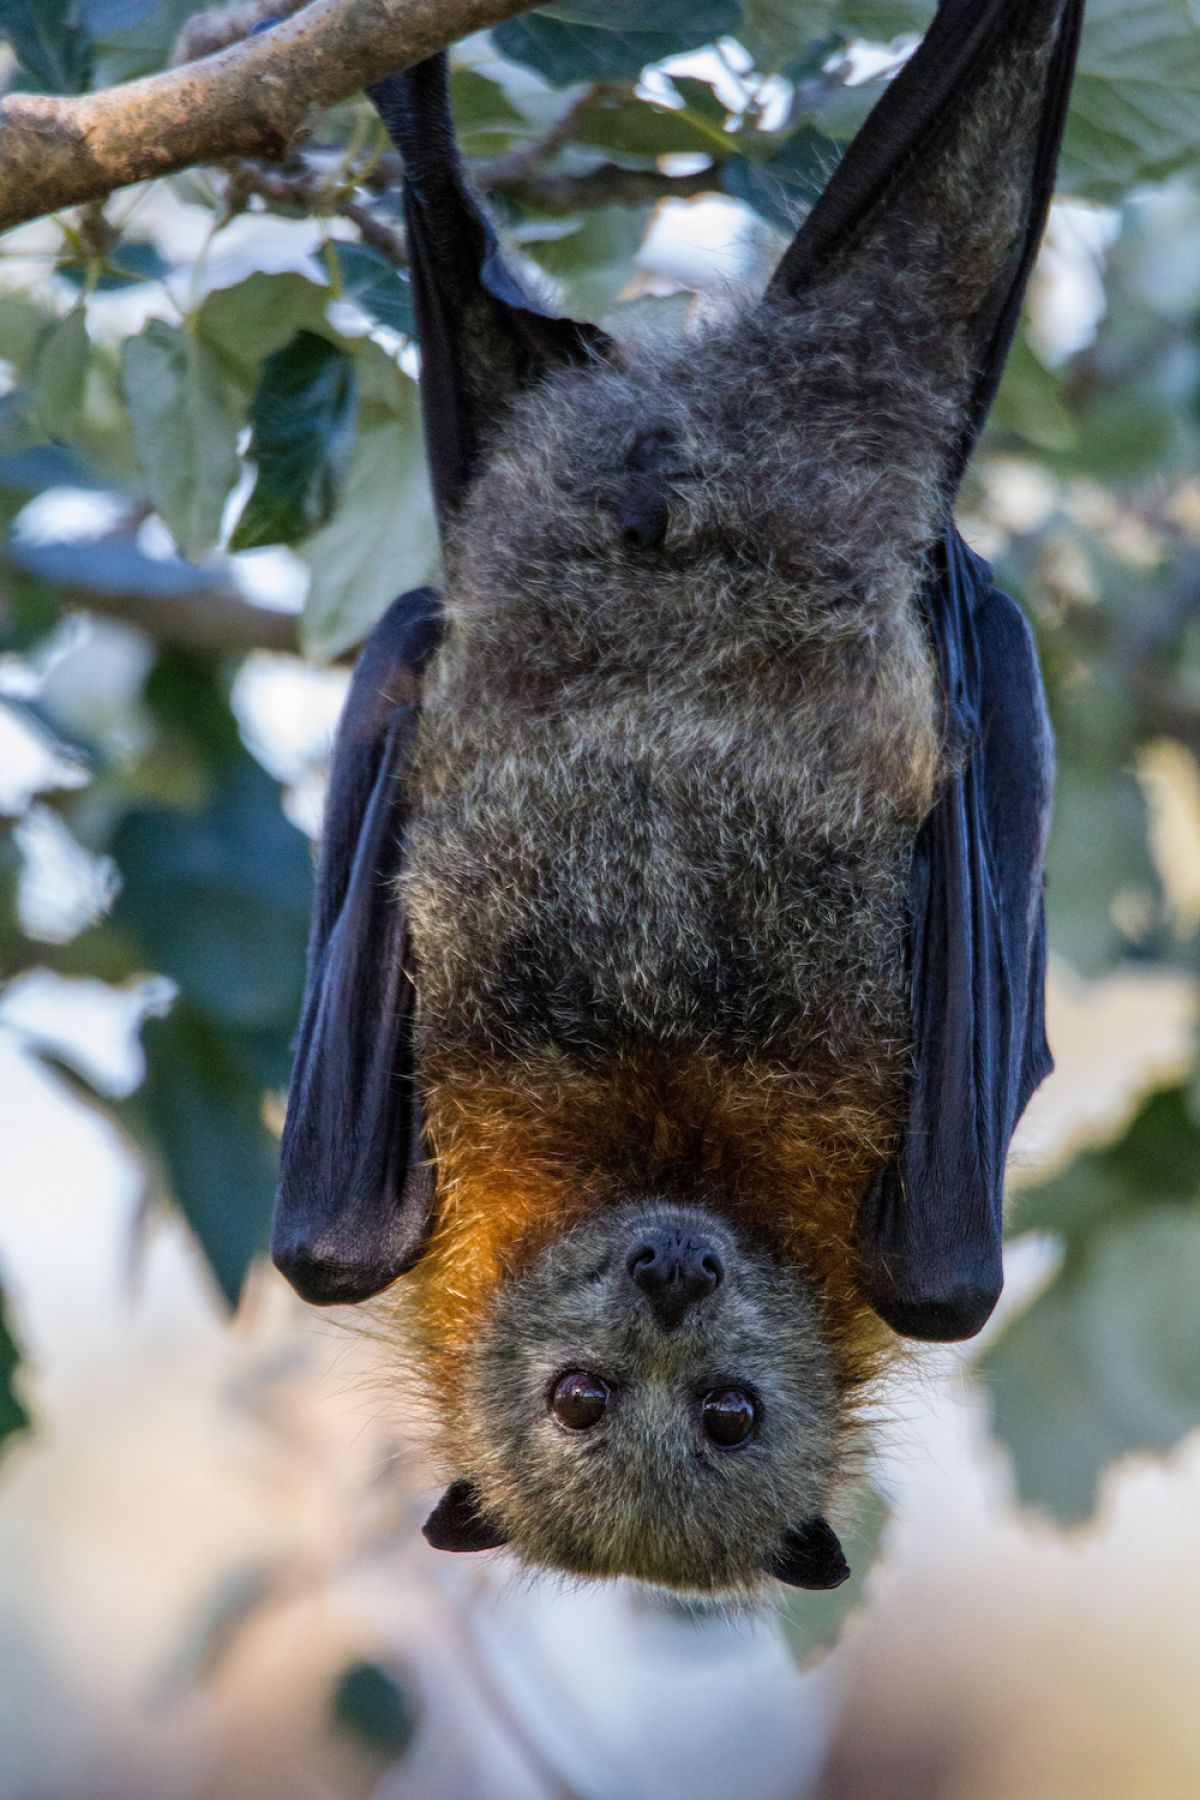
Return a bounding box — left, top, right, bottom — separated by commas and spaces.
199, 273, 336, 389
986, 1208, 1200, 1521
1045, 762, 1161, 975
134, 1000, 281, 1308
778, 1483, 889, 1666
988, 331, 1078, 456
231, 331, 358, 551
31, 306, 90, 442
449, 66, 529, 154
110, 758, 311, 1035
329, 244, 414, 337
331, 1661, 419, 1759
0, 293, 60, 375
300, 379, 437, 662
0, 1283, 29, 1450
494, 0, 743, 86
121, 320, 241, 563
58, 239, 170, 292
721, 127, 841, 231
0, 0, 92, 93
1063, 0, 1200, 201
574, 88, 738, 162
88, 0, 196, 85
1013, 1085, 1200, 1249
523, 204, 651, 315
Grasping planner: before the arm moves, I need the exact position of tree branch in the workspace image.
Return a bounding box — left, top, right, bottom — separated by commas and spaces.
1, 565, 301, 658
0, 0, 541, 231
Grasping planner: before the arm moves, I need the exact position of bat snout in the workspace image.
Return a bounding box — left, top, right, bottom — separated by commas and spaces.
626, 1226, 725, 1329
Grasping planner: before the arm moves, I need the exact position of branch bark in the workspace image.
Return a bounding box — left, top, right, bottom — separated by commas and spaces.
0, 0, 540, 231
1, 564, 301, 657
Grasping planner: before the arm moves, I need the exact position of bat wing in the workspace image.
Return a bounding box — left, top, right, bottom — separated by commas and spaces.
858, 531, 1053, 1340
369, 56, 614, 528
272, 587, 443, 1305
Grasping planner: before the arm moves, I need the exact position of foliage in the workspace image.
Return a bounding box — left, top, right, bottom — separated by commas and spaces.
1, 0, 1200, 1658
331, 1660, 420, 1759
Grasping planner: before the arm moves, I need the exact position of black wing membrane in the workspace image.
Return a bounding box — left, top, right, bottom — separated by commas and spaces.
368, 55, 614, 530
858, 534, 1054, 1339
771, 0, 1082, 1339
272, 588, 443, 1305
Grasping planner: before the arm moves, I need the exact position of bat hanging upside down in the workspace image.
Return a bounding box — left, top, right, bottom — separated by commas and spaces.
272, 0, 1083, 1593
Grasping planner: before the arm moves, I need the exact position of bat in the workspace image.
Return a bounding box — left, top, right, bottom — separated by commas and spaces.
272, 0, 1080, 1593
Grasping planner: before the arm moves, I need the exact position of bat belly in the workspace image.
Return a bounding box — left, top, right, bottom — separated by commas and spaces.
406, 680, 930, 1084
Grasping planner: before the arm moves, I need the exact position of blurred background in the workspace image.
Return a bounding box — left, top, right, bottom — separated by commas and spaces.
3, 2, 1200, 1796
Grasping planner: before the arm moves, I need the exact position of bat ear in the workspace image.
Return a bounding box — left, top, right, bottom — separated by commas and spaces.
368, 56, 615, 528
422, 1481, 510, 1554
764, 1517, 851, 1590
271, 587, 443, 1307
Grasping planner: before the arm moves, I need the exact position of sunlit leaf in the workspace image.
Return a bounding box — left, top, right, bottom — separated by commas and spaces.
121, 320, 241, 563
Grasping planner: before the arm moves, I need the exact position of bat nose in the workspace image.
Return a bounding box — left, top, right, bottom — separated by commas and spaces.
626, 1228, 724, 1329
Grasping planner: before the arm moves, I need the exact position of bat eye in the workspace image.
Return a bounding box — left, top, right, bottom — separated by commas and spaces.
701, 1388, 758, 1447
550, 1370, 610, 1430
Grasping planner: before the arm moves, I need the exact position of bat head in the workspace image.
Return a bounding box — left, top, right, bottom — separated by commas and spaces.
422, 1202, 852, 1593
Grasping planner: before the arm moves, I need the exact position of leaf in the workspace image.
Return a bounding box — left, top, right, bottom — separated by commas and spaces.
110, 758, 311, 1035
134, 1000, 282, 1308
198, 273, 336, 388
0, 1283, 29, 1450
300, 383, 437, 662
1063, 0, 1200, 202
1013, 1084, 1200, 1249
721, 127, 841, 232
30, 306, 90, 442
87, 0, 195, 85
231, 331, 358, 551
985, 1208, 1200, 1521
121, 320, 241, 563
523, 205, 651, 314
574, 88, 738, 162
329, 244, 414, 338
58, 239, 170, 292
0, 294, 60, 375
987, 331, 1078, 456
331, 1662, 419, 1759
1045, 762, 1161, 975
778, 1483, 889, 1666
494, 0, 743, 86
0, 0, 92, 93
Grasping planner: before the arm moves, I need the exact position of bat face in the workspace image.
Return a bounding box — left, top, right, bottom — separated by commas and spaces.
444, 1202, 849, 1592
